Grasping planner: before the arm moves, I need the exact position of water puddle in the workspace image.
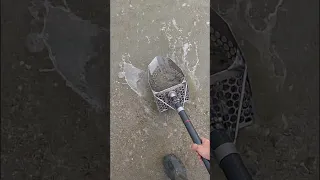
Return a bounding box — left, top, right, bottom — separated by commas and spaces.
216, 0, 287, 91
117, 15, 206, 104
26, 0, 109, 111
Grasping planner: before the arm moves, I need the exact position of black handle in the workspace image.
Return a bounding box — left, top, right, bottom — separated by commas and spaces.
211, 128, 252, 180
220, 153, 252, 180
174, 102, 211, 174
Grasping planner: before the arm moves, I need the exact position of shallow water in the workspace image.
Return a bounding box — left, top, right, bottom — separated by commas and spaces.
27, 1, 109, 110
110, 1, 210, 180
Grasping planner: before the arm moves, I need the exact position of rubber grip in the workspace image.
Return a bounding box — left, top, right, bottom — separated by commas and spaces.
220, 153, 252, 180
211, 129, 252, 180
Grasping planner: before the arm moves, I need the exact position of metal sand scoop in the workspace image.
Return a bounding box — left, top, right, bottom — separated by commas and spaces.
148, 56, 210, 173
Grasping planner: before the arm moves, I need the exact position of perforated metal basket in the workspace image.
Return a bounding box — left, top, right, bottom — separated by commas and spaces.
148, 56, 189, 112
210, 10, 254, 141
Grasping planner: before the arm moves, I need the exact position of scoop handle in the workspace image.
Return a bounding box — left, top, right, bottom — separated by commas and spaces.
173, 101, 210, 174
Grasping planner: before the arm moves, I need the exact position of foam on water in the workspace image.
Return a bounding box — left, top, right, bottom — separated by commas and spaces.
159, 19, 202, 90
121, 62, 145, 97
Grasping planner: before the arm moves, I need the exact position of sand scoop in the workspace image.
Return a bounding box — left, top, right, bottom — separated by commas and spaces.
148, 56, 210, 173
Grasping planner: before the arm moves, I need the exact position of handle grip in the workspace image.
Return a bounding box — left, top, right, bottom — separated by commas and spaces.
175, 103, 211, 174
211, 128, 252, 180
